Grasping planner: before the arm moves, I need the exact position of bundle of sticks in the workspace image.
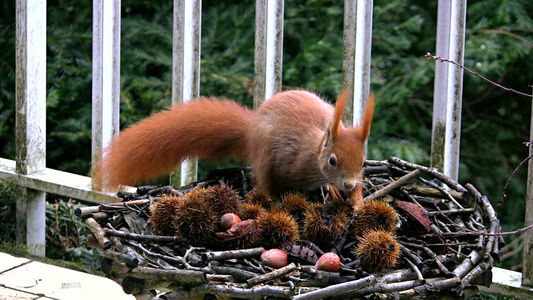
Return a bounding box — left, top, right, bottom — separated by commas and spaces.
78, 156, 500, 299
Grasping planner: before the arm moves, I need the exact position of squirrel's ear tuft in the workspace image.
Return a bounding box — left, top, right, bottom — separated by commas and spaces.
356, 92, 374, 142
328, 89, 349, 140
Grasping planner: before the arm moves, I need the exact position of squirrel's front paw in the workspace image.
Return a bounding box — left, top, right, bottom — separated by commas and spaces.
325, 184, 343, 200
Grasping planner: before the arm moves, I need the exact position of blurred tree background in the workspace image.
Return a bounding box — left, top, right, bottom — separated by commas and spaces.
0, 0, 532, 270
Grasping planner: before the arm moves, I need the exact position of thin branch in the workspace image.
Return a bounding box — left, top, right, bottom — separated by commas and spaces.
477, 28, 533, 49
499, 151, 533, 206
425, 52, 533, 98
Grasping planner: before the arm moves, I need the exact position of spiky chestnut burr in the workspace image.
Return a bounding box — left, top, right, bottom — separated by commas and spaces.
281, 192, 309, 221
323, 197, 354, 218
241, 203, 267, 220
245, 187, 274, 209
302, 202, 350, 249
172, 188, 218, 246
149, 195, 182, 236
203, 184, 244, 218
302, 203, 331, 249
353, 229, 400, 273
352, 200, 397, 237
256, 210, 300, 249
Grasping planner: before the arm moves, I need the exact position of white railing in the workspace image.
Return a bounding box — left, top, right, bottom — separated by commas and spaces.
2, 0, 532, 297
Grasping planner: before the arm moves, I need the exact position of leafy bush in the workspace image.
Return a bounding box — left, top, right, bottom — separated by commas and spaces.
46, 199, 101, 271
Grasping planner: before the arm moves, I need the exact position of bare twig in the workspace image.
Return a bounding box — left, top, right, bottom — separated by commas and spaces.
363, 169, 421, 202
499, 152, 533, 207
425, 52, 533, 98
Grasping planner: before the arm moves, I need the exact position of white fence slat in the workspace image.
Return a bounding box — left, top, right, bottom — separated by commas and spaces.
170, 0, 202, 186
522, 95, 533, 286
253, 0, 284, 107
0, 158, 120, 204
430, 0, 451, 172
443, 0, 467, 181
341, 0, 356, 124
91, 0, 121, 168
15, 0, 47, 257
352, 0, 373, 154
352, 0, 373, 125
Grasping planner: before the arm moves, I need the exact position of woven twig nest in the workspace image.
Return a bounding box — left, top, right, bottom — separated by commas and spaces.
78, 156, 500, 299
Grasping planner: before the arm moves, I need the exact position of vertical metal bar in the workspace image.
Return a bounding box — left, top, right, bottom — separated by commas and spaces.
91, 0, 121, 172
15, 0, 46, 257
522, 92, 533, 286
253, 0, 284, 107
342, 0, 356, 124
430, 0, 451, 172
352, 0, 373, 153
443, 0, 467, 181
170, 0, 202, 186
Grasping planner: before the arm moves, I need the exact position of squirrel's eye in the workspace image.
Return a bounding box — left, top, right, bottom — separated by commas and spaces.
328, 155, 337, 167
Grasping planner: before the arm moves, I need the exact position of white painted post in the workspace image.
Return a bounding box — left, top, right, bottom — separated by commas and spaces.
91, 0, 121, 174
170, 0, 202, 187
342, 0, 356, 124
430, 0, 451, 172
352, 0, 373, 151
522, 93, 533, 286
443, 0, 467, 181
253, 0, 284, 107
15, 0, 47, 257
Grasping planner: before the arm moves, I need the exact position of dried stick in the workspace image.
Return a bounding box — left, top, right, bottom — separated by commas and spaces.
104, 227, 189, 244
210, 265, 259, 282
400, 245, 422, 265
127, 266, 206, 284
203, 247, 265, 261
426, 52, 533, 98
364, 169, 421, 202
406, 186, 463, 201
85, 217, 111, 249
460, 256, 493, 290
108, 236, 146, 266
451, 248, 482, 279
396, 277, 461, 298
123, 240, 210, 273
426, 208, 474, 217
403, 257, 424, 281
206, 284, 315, 299
293, 274, 379, 300
102, 249, 140, 268
340, 279, 423, 298
75, 206, 100, 217
85, 234, 102, 250
399, 241, 452, 276
246, 263, 297, 286
388, 156, 467, 193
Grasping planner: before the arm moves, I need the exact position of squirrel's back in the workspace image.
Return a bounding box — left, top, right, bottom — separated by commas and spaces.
248, 90, 335, 195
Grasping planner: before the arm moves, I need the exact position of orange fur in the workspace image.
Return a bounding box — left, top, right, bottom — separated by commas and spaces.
92, 98, 255, 190
92, 90, 375, 210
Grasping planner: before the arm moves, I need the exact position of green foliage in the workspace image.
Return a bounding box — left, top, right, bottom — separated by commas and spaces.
0, 0, 532, 272
45, 199, 101, 271
0, 180, 100, 272
0, 181, 17, 243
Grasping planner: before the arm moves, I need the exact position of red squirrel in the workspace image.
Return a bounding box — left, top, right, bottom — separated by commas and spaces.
92, 89, 374, 209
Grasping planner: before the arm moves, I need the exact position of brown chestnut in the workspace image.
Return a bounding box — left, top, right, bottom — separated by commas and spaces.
315, 252, 340, 272
220, 213, 242, 231
260, 249, 288, 268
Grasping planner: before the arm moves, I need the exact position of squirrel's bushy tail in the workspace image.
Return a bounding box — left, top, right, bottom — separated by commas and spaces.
92, 98, 255, 190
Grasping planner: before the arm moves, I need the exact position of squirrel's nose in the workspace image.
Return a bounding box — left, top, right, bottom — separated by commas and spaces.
343, 181, 355, 191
